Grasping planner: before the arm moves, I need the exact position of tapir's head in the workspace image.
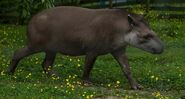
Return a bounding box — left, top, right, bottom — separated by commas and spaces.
124, 14, 164, 54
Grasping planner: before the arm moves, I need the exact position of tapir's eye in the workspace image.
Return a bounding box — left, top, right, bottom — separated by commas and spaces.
139, 34, 154, 43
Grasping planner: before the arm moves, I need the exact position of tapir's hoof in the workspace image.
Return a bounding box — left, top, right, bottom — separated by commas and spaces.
6, 69, 14, 75
131, 84, 143, 90
46, 70, 59, 78
82, 80, 93, 86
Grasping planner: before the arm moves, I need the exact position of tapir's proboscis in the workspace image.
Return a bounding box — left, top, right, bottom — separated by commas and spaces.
8, 6, 164, 90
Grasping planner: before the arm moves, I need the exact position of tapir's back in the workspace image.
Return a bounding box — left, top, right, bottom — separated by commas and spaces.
28, 6, 127, 36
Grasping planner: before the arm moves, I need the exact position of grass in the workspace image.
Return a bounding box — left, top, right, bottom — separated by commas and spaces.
0, 17, 185, 98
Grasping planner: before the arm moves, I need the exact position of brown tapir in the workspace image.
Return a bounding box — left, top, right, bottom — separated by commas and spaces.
8, 6, 164, 90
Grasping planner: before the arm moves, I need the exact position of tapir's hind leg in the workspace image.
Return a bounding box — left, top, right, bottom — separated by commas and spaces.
7, 46, 41, 74
42, 51, 57, 76
82, 53, 97, 85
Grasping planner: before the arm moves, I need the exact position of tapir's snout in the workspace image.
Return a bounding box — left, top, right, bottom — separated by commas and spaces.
132, 36, 165, 55
149, 37, 164, 54
151, 44, 164, 54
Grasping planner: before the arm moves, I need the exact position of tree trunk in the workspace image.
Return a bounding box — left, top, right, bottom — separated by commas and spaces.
145, 0, 150, 13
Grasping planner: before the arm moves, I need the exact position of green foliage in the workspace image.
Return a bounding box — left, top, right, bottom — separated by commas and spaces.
18, 0, 55, 24
0, 0, 55, 24
0, 0, 19, 23
0, 0, 84, 24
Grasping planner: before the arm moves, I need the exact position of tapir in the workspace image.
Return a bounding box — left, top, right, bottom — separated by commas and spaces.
8, 6, 164, 90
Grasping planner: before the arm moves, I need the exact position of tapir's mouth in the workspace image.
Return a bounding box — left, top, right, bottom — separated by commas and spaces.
137, 46, 164, 54
151, 48, 164, 54
139, 42, 164, 54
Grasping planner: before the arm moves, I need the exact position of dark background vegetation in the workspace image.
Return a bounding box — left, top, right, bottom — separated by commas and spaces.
0, 0, 185, 24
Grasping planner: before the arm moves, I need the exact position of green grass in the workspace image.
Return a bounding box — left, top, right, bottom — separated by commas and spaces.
0, 18, 185, 98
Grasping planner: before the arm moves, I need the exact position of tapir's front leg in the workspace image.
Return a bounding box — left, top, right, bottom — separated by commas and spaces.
111, 49, 143, 90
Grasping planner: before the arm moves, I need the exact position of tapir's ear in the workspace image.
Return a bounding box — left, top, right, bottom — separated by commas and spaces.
128, 14, 136, 26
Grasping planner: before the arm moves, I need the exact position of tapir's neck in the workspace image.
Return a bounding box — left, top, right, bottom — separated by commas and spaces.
124, 30, 139, 46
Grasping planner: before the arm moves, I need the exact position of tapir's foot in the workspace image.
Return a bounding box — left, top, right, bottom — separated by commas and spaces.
131, 83, 143, 90
46, 70, 59, 79
82, 79, 93, 86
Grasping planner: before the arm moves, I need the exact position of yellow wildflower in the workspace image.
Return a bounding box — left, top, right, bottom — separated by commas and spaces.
77, 64, 81, 67
116, 80, 120, 84
151, 75, 155, 79
156, 77, 159, 81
